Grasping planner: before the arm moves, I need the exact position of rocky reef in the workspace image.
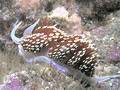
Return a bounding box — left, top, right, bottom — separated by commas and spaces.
0, 0, 120, 90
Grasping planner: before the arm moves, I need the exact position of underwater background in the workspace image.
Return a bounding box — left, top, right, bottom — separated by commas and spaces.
0, 0, 120, 90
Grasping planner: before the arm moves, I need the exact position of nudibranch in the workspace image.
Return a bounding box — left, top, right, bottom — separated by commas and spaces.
11, 19, 120, 87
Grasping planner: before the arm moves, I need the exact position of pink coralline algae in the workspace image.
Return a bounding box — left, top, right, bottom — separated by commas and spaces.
0, 75, 24, 90
14, 0, 40, 10
107, 45, 120, 62
49, 7, 83, 35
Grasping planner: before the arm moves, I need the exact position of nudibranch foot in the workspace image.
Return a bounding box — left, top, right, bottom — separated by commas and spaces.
25, 56, 69, 72
25, 56, 53, 63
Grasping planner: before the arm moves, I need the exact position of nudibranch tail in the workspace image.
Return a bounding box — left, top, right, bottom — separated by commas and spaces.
11, 21, 22, 44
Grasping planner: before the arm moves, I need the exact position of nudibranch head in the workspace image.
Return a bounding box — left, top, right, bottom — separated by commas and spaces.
11, 19, 40, 45
11, 19, 41, 59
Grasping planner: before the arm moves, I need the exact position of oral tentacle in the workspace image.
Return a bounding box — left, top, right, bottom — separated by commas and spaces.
22, 19, 40, 38
11, 21, 22, 44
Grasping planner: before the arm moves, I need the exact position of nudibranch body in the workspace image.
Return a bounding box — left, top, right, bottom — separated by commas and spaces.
11, 18, 98, 87
11, 19, 120, 87
11, 19, 96, 77
11, 19, 97, 77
